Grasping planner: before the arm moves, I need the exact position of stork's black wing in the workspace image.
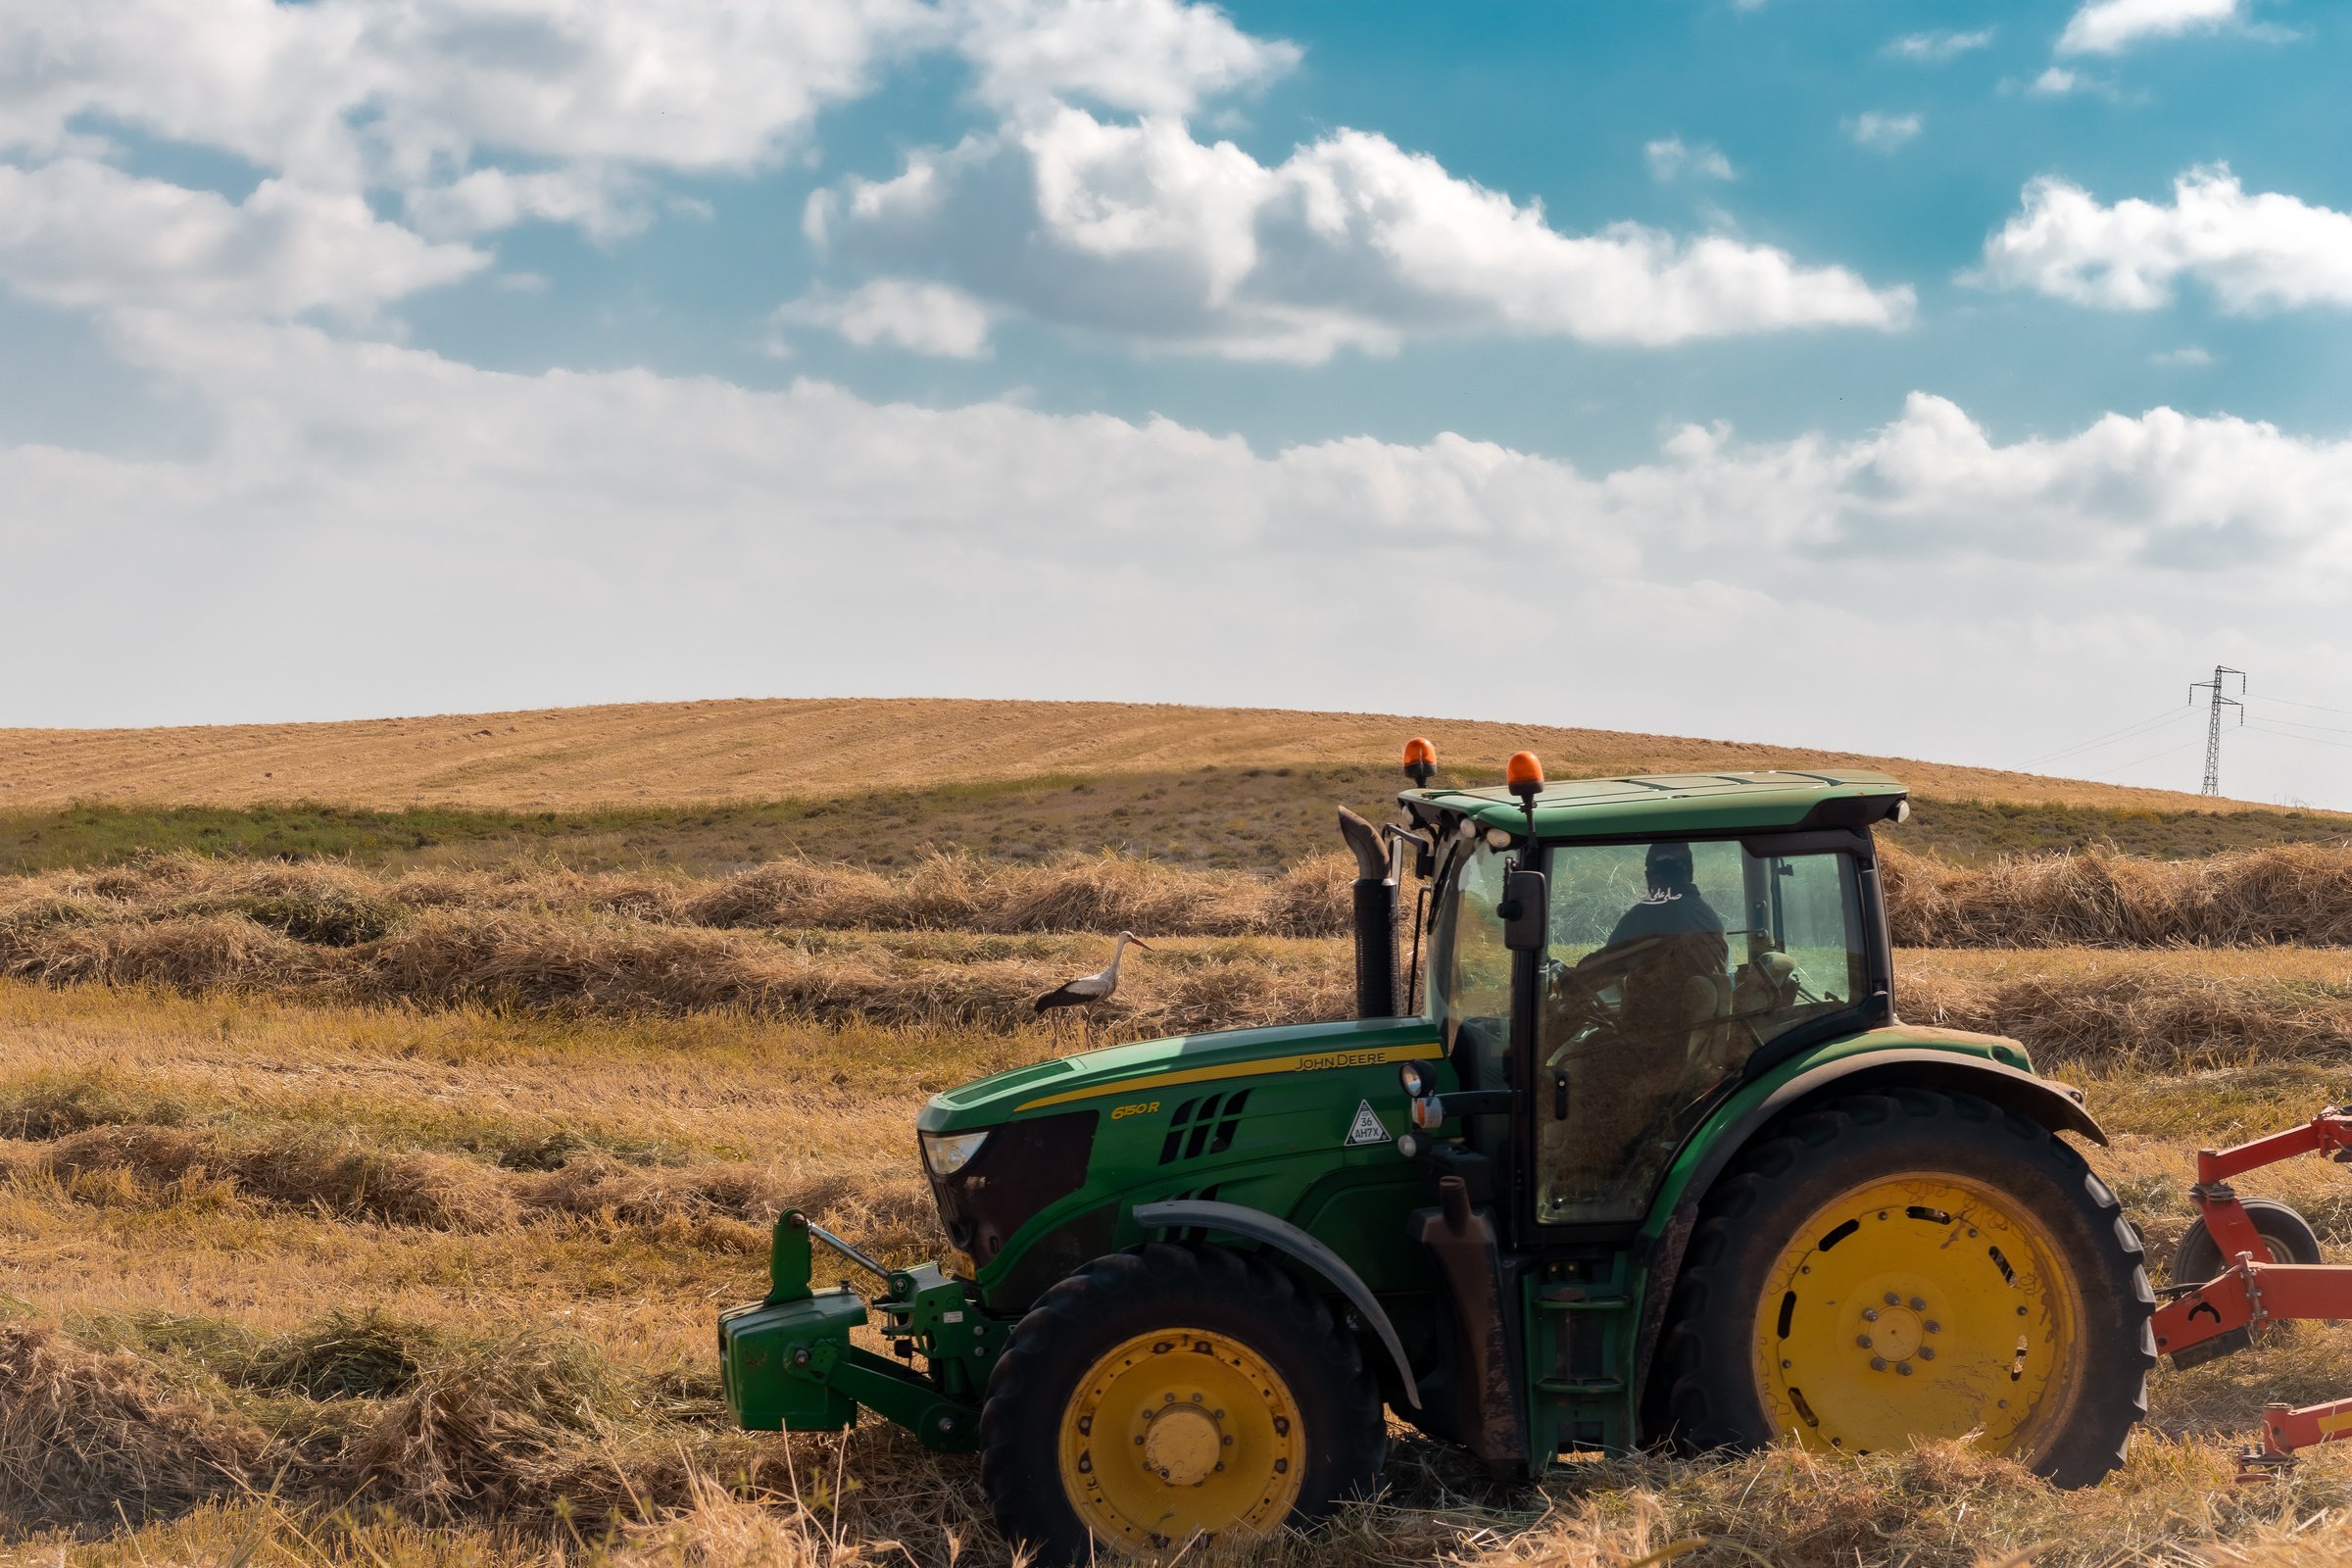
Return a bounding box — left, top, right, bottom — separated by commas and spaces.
1034, 982, 1094, 1011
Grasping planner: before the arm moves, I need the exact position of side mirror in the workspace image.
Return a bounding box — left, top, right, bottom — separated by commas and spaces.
1499, 867, 1547, 952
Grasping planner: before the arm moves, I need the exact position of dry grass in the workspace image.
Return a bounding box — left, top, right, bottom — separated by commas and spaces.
0, 1318, 272, 1530
5, 845, 1355, 936
1901, 946, 2352, 1072
0, 695, 2287, 812
11, 847, 2352, 1066
10, 846, 2352, 1567
7, 980, 2352, 1564
0, 851, 1355, 1033
6, 845, 2352, 1054
1886, 843, 2352, 949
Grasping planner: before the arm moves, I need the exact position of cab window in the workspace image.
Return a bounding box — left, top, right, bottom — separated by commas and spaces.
1430, 841, 1512, 1092
1533, 839, 1867, 1225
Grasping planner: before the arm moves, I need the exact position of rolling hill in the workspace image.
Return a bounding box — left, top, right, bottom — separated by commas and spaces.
0, 696, 2310, 813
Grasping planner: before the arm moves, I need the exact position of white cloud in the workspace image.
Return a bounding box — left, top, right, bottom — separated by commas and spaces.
0, 0, 1288, 231
7, 319, 2351, 808
949, 0, 1298, 118
1977, 166, 2352, 314
777, 277, 996, 357
1846, 112, 1922, 152
808, 109, 1911, 362
1645, 137, 1735, 183
2057, 0, 2242, 56
1886, 28, 1995, 62
0, 0, 941, 189
2022, 65, 2128, 100
2152, 345, 2214, 366
403, 166, 650, 242
0, 157, 486, 318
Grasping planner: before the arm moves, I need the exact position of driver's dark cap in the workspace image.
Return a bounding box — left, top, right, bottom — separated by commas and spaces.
1645, 841, 1694, 882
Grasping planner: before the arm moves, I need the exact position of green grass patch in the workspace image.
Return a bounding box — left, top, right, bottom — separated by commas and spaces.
1897, 797, 2352, 863
5, 769, 2346, 879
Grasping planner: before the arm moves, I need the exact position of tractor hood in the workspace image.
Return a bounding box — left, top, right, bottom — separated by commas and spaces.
917, 1015, 1440, 1135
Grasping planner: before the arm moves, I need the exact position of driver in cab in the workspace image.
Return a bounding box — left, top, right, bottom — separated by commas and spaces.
1562, 840, 1736, 1075
1603, 841, 1729, 1033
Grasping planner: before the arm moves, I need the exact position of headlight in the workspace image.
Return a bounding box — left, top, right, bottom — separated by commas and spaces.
1398, 1060, 1435, 1098
922, 1128, 992, 1178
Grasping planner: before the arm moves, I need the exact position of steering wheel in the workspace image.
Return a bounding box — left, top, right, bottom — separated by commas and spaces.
1540, 935, 1668, 1050
1549, 934, 1667, 994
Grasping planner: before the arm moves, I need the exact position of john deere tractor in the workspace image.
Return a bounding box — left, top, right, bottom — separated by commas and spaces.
720, 751, 2154, 1559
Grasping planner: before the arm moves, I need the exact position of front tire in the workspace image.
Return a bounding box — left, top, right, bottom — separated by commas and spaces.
980, 1243, 1387, 1562
1657, 1090, 2154, 1487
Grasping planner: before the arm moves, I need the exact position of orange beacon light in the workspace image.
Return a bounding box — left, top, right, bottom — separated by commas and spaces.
1504, 751, 1544, 802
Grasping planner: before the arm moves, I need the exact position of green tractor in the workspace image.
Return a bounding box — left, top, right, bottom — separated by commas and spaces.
721, 749, 2154, 1559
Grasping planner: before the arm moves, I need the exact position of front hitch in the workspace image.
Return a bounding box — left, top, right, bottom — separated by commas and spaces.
718, 1209, 1002, 1451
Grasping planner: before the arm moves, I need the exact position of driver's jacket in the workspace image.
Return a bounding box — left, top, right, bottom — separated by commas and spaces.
1601, 883, 1730, 1049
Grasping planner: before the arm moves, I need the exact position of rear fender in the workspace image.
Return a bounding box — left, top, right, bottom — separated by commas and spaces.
1676, 1052, 2104, 1216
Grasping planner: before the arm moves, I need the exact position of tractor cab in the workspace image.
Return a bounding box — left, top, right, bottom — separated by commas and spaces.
1400, 765, 1904, 1240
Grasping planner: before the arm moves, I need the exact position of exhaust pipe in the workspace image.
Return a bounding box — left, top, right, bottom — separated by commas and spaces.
1337, 807, 1397, 1018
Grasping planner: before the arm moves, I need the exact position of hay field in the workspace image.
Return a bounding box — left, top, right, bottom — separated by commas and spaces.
0, 696, 2313, 813
8, 965, 2352, 1566
10, 783, 2352, 1559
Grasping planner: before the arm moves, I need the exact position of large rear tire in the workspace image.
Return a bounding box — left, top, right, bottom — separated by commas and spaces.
980, 1243, 1387, 1562
1657, 1089, 2154, 1487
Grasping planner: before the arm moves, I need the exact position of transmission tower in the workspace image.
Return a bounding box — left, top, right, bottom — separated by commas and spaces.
2188, 665, 2245, 796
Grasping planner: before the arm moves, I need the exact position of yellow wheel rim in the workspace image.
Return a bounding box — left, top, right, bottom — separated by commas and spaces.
1056, 1327, 1304, 1548
1752, 1174, 2081, 1459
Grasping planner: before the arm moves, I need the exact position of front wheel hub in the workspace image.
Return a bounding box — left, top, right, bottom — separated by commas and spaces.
1143, 1403, 1223, 1485
1058, 1329, 1303, 1545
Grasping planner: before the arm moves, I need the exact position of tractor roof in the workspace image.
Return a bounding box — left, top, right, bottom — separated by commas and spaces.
1405, 769, 1906, 841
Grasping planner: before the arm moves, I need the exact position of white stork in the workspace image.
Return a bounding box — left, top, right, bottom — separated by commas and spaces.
1033, 931, 1152, 1052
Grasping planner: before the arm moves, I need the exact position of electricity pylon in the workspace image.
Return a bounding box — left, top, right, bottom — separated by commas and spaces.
2189, 665, 2245, 797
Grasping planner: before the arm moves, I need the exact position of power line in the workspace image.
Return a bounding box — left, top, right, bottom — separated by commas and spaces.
2189, 665, 2246, 796
2018, 706, 2194, 768
2082, 738, 2204, 781
2242, 704, 2352, 738
2252, 692, 2352, 719
2244, 721, 2352, 754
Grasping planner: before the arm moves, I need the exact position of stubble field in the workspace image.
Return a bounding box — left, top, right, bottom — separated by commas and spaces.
7, 700, 2352, 1566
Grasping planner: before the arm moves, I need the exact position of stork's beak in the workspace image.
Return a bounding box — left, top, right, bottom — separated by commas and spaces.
1128, 937, 1154, 951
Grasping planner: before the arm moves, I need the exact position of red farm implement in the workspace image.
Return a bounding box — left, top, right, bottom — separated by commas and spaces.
2152, 1109, 2352, 1479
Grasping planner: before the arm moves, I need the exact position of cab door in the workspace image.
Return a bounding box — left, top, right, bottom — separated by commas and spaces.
1523, 833, 1878, 1238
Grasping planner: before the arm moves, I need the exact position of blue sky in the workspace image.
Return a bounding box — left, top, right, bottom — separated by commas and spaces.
4, 0, 2351, 806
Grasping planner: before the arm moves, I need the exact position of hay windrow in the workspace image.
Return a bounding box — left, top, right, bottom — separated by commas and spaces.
27, 1124, 522, 1230
0, 1308, 782, 1538
17, 841, 2352, 985
0, 1320, 269, 1529
1900, 955, 2352, 1071
4, 901, 2351, 1067
1, 1117, 928, 1252
1884, 841, 2352, 949
3, 848, 1358, 942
